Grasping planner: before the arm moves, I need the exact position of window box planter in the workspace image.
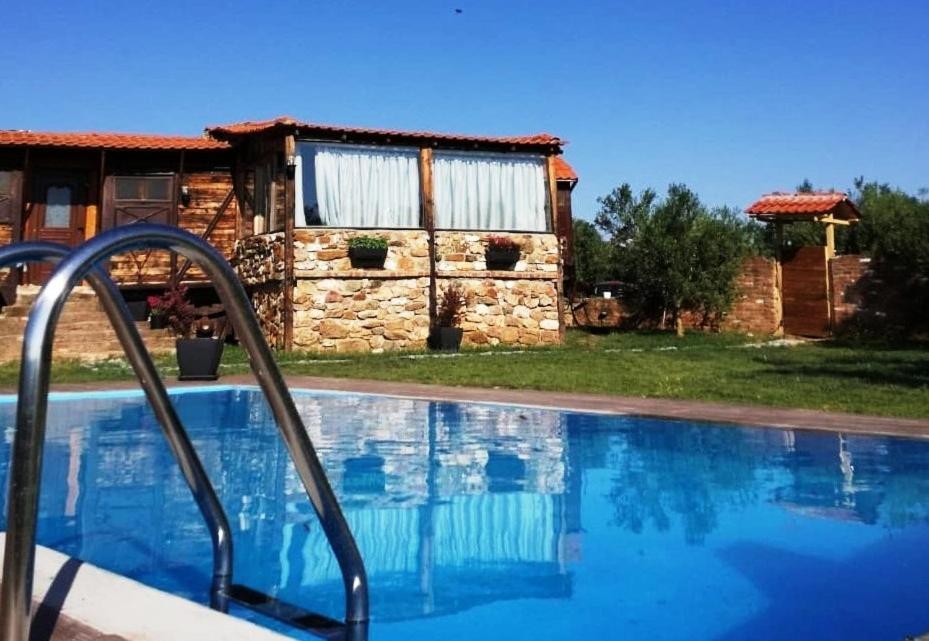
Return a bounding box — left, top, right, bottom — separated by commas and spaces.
485, 247, 521, 269
348, 246, 388, 269
428, 327, 463, 352
126, 300, 150, 322
176, 338, 224, 381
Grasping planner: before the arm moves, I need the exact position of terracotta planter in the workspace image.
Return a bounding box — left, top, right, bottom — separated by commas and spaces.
485, 247, 520, 269
349, 246, 388, 269
428, 327, 463, 352
176, 338, 224, 381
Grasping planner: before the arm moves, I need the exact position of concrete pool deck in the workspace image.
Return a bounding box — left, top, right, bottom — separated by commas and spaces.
9, 373, 929, 439
0, 534, 292, 641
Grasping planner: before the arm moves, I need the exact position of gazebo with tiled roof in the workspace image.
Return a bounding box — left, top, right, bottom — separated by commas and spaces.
746, 191, 861, 258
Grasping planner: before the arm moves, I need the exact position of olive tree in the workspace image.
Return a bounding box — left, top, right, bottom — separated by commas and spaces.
595, 183, 752, 335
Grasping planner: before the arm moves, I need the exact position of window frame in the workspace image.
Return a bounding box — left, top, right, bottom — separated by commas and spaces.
431, 150, 551, 234
295, 141, 424, 230
113, 174, 174, 203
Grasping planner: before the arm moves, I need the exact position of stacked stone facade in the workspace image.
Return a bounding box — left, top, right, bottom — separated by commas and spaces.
234, 229, 564, 352
233, 233, 286, 349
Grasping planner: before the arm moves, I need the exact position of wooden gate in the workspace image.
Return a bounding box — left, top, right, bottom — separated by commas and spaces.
781, 245, 831, 337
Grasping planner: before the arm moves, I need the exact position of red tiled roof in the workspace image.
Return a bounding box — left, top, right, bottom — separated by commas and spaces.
206, 116, 565, 149
554, 157, 577, 182
746, 191, 861, 219
0, 130, 229, 151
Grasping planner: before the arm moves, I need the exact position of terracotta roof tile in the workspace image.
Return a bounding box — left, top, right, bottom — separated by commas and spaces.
746, 191, 861, 219
0, 130, 229, 151
553, 157, 577, 182
206, 116, 565, 149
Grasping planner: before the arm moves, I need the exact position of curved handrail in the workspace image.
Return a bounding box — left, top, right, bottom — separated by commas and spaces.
0, 226, 368, 641
0, 242, 233, 610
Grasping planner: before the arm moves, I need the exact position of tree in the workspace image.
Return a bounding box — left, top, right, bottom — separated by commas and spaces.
595, 183, 753, 335
571, 219, 610, 291
843, 178, 929, 335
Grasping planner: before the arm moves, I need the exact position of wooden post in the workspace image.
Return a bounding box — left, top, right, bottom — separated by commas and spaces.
419, 148, 436, 333
774, 221, 784, 335
14, 149, 28, 245
546, 154, 566, 342
169, 151, 185, 285
545, 155, 558, 233
283, 135, 296, 351
824, 221, 836, 259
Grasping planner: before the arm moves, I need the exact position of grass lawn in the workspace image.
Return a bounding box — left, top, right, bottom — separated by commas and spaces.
0, 330, 926, 419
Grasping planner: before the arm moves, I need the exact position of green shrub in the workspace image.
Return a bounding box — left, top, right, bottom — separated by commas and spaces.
348, 235, 389, 250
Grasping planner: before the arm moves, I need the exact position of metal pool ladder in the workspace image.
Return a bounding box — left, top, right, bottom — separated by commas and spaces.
0, 226, 369, 641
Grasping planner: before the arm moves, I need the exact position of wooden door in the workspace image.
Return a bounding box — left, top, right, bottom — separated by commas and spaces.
26, 173, 88, 284
782, 245, 831, 337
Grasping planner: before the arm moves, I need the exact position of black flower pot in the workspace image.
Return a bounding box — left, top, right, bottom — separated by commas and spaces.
126, 300, 150, 322
176, 338, 224, 381
349, 246, 388, 269
428, 327, 463, 352
149, 315, 168, 330
485, 247, 520, 270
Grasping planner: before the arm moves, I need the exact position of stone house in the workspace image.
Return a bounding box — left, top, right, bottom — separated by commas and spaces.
0, 117, 577, 353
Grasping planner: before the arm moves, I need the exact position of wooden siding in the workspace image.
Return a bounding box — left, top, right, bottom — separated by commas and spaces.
109, 171, 238, 286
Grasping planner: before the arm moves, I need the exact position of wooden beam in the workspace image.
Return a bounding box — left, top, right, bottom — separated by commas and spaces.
283, 135, 296, 351
545, 155, 558, 233
419, 148, 436, 333
174, 188, 236, 283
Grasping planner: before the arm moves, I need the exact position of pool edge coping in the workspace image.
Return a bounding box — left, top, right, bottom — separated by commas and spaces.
1, 374, 927, 439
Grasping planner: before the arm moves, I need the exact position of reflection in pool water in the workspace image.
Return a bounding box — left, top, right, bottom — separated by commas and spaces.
0, 388, 928, 640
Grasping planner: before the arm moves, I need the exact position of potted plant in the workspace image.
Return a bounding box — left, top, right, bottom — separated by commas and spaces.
485, 235, 521, 269
153, 285, 224, 380
428, 282, 466, 352
348, 235, 389, 269
147, 294, 169, 329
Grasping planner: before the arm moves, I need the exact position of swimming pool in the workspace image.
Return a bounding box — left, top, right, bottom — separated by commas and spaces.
0, 386, 927, 640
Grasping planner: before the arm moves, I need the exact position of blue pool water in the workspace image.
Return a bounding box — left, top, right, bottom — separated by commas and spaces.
0, 387, 928, 640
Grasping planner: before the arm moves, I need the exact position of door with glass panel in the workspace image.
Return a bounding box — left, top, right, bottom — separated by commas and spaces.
26, 173, 88, 284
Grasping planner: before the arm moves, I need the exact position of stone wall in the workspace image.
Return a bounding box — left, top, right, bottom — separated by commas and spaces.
443, 278, 561, 346
233, 233, 286, 349
829, 254, 872, 328
570, 256, 782, 336
293, 276, 430, 352
435, 232, 562, 347
718, 256, 782, 335
235, 228, 565, 352
435, 231, 560, 275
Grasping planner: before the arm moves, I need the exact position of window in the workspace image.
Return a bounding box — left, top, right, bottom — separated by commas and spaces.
111, 175, 174, 226
295, 143, 421, 228
0, 171, 13, 224
433, 152, 548, 232
115, 176, 172, 202
44, 185, 73, 228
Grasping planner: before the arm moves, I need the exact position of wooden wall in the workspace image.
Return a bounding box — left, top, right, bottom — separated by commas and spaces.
108, 170, 238, 287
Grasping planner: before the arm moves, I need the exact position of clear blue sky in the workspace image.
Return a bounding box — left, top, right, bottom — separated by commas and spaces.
1, 0, 926, 220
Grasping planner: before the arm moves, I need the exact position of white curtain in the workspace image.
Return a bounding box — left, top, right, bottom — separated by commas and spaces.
295, 143, 420, 228
433, 152, 548, 231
